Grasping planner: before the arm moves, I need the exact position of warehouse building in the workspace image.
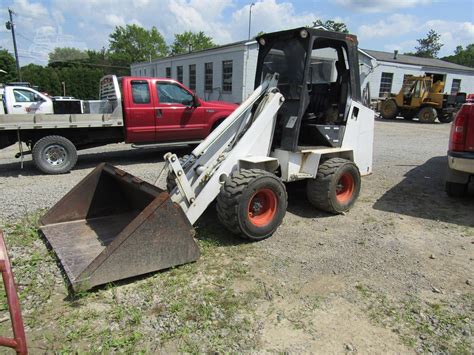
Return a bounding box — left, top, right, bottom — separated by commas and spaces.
131, 40, 474, 103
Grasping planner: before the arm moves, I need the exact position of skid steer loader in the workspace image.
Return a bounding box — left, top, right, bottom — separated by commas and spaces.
40, 28, 374, 291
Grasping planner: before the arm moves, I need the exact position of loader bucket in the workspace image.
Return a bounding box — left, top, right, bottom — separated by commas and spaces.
39, 163, 200, 291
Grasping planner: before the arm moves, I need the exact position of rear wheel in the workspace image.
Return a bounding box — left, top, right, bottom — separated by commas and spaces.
445, 181, 467, 197
307, 158, 361, 213
380, 99, 398, 120
216, 169, 287, 241
418, 106, 437, 123
32, 135, 77, 174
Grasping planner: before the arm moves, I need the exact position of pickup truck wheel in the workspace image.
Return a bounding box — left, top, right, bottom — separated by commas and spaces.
445, 181, 467, 197
32, 135, 77, 174
216, 169, 287, 241
166, 154, 196, 192
307, 158, 361, 214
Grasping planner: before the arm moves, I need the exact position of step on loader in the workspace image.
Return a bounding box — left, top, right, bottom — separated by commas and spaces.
40, 27, 375, 291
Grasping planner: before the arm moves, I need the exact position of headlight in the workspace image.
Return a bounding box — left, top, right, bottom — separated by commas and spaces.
259, 38, 266, 46
300, 29, 309, 38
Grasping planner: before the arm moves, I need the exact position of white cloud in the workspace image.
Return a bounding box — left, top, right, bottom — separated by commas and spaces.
358, 14, 418, 39
336, 0, 431, 13
104, 14, 126, 27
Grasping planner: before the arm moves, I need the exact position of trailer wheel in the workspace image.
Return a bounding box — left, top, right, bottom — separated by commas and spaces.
380, 99, 398, 120
306, 158, 361, 213
438, 112, 453, 123
216, 169, 287, 241
166, 154, 196, 192
32, 135, 78, 174
418, 106, 437, 123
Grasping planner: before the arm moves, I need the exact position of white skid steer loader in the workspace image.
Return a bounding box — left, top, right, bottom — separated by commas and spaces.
40, 27, 374, 291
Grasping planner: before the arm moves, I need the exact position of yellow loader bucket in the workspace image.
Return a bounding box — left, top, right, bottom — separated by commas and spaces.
39, 163, 200, 291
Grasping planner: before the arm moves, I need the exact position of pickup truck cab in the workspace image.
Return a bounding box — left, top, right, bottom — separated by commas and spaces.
0, 85, 53, 114
0, 76, 237, 174
445, 103, 474, 196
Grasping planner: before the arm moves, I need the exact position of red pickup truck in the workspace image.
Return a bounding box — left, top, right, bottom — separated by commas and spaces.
445, 103, 474, 196
0, 76, 237, 174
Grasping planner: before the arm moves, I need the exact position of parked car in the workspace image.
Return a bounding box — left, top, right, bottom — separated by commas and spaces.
0, 76, 238, 174
445, 103, 474, 197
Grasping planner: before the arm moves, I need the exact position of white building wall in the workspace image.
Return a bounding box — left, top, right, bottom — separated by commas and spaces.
366, 62, 474, 99
132, 43, 474, 104
131, 44, 250, 103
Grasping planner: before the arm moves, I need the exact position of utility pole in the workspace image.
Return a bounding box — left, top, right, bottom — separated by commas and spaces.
248, 3, 255, 40
6, 8, 21, 81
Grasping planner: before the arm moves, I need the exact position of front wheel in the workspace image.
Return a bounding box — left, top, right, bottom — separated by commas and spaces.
306, 158, 361, 213
418, 106, 437, 123
32, 135, 77, 174
216, 169, 287, 241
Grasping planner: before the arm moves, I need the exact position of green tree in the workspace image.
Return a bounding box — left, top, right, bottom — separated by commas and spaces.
313, 19, 349, 33
48, 47, 89, 64
0, 48, 17, 82
109, 24, 168, 64
442, 44, 474, 68
405, 29, 443, 58
170, 31, 215, 55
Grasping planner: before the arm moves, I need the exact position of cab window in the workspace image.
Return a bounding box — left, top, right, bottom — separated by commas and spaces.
131, 81, 150, 104
156, 82, 193, 105
14, 89, 36, 102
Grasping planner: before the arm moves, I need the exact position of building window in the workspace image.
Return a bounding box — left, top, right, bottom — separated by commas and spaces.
177, 66, 183, 83
205, 62, 213, 92
222, 60, 233, 93
131, 80, 150, 104
451, 79, 461, 95
379, 72, 393, 97
189, 64, 196, 91
144, 68, 147, 76
166, 67, 171, 78
151, 67, 155, 77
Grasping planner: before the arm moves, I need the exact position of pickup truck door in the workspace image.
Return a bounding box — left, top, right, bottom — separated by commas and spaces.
124, 80, 156, 143
9, 88, 53, 114
154, 81, 207, 142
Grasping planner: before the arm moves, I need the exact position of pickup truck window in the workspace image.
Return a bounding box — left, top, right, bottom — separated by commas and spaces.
14, 89, 36, 102
131, 81, 150, 104
157, 82, 193, 105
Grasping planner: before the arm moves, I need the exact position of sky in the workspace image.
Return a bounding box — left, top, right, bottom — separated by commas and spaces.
0, 0, 473, 66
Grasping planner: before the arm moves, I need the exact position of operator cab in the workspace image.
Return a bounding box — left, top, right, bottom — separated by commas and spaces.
255, 28, 361, 152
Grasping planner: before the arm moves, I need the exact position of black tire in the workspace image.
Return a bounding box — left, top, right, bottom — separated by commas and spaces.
418, 106, 437, 123
166, 154, 196, 192
306, 158, 361, 213
380, 99, 398, 120
216, 169, 287, 241
211, 118, 225, 132
445, 181, 467, 197
438, 112, 454, 123
32, 135, 77, 174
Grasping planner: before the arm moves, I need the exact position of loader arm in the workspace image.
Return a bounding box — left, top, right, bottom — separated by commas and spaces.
166, 73, 284, 224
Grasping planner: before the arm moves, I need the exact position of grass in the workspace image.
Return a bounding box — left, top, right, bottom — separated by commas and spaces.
355, 284, 473, 354
0, 212, 265, 353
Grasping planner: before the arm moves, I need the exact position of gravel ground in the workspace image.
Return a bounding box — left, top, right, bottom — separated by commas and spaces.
0, 118, 472, 352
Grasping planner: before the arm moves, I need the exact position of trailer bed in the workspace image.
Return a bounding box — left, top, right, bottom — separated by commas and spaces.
0, 112, 123, 130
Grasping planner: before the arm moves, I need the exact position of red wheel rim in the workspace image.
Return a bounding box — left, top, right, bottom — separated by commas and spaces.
247, 188, 278, 227
336, 172, 355, 203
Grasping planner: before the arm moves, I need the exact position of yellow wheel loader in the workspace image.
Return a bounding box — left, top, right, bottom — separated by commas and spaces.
39, 28, 375, 291
380, 75, 466, 123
